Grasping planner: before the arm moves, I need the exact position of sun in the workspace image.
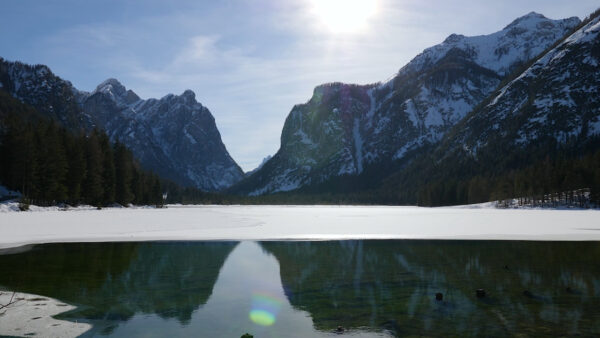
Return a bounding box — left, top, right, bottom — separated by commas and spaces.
310, 0, 379, 34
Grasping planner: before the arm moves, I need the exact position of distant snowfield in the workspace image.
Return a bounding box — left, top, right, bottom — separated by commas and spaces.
1, 204, 600, 249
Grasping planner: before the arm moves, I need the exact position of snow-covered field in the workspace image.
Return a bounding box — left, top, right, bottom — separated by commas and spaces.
1, 204, 599, 250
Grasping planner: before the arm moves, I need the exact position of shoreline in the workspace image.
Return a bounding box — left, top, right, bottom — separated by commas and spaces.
0, 290, 91, 337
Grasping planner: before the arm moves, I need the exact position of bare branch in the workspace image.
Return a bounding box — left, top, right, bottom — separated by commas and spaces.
0, 291, 18, 310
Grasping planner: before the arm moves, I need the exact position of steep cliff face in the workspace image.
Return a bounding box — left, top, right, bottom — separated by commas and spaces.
82, 79, 244, 190
237, 83, 377, 195
0, 62, 244, 191
233, 13, 580, 195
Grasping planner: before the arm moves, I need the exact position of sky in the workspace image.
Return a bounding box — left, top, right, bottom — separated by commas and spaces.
1, 0, 598, 171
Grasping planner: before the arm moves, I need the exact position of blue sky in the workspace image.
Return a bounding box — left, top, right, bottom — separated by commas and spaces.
1, 0, 598, 171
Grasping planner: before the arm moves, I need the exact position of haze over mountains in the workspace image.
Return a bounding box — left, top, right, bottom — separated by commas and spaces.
1, 10, 599, 205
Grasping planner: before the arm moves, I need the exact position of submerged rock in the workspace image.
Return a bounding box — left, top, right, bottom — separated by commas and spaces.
436, 292, 444, 301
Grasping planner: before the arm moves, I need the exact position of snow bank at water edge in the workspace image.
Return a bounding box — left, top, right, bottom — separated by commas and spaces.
0, 290, 91, 337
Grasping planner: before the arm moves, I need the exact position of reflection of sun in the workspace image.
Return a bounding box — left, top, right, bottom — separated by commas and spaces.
310, 0, 379, 34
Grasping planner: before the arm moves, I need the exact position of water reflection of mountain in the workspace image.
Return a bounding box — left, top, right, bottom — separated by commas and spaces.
0, 242, 237, 333
261, 240, 600, 336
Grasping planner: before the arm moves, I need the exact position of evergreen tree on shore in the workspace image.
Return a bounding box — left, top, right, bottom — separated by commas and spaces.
0, 95, 165, 207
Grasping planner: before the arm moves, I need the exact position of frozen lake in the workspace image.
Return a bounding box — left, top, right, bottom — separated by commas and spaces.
1, 205, 600, 249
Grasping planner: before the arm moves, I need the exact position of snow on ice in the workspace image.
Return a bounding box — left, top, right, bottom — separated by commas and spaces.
1, 205, 600, 250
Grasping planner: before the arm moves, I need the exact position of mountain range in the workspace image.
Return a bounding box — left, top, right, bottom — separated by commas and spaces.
231, 12, 589, 195
1, 10, 599, 204
390, 10, 600, 205
0, 62, 243, 191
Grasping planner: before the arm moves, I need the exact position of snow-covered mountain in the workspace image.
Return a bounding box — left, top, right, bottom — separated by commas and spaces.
439, 11, 600, 161
82, 79, 244, 190
0, 60, 244, 191
232, 12, 580, 195
375, 10, 600, 206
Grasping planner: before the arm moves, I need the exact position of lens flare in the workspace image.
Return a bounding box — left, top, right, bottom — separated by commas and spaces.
249, 310, 276, 326
249, 292, 282, 326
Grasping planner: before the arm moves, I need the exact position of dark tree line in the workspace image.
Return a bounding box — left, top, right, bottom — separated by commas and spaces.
409, 146, 600, 208
4, 114, 598, 208
0, 116, 164, 207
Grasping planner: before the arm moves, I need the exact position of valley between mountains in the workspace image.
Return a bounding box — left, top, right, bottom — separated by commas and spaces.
1, 10, 599, 206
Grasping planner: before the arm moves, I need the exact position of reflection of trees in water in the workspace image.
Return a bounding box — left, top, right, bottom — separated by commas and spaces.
0, 242, 237, 331
261, 241, 600, 336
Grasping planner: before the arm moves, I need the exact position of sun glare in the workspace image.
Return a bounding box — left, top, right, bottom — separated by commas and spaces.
310, 0, 379, 34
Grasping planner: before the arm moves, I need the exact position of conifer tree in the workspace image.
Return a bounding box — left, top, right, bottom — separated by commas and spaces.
35, 123, 68, 204
114, 141, 134, 205
99, 132, 116, 205
130, 165, 144, 205
151, 175, 162, 207
64, 131, 87, 204
83, 130, 104, 206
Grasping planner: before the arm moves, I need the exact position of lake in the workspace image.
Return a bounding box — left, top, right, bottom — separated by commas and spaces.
1, 240, 599, 336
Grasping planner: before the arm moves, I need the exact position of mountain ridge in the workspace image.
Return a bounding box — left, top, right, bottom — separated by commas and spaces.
378, 8, 600, 206
0, 60, 244, 191
230, 11, 581, 196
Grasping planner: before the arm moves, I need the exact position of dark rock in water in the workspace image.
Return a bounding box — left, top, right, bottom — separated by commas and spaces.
523, 290, 534, 298
476, 289, 486, 298
564, 286, 583, 295
435, 292, 443, 301
241, 334, 253, 338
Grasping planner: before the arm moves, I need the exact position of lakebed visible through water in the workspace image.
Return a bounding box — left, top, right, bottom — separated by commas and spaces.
1, 240, 599, 337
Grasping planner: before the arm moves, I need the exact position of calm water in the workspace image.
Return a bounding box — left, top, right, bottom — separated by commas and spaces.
1, 240, 600, 337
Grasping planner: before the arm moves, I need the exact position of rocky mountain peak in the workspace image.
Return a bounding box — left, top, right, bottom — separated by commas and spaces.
503, 12, 548, 29
179, 89, 199, 106
443, 33, 465, 44
399, 12, 581, 78
93, 78, 140, 106
182, 89, 196, 100
95, 78, 126, 95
